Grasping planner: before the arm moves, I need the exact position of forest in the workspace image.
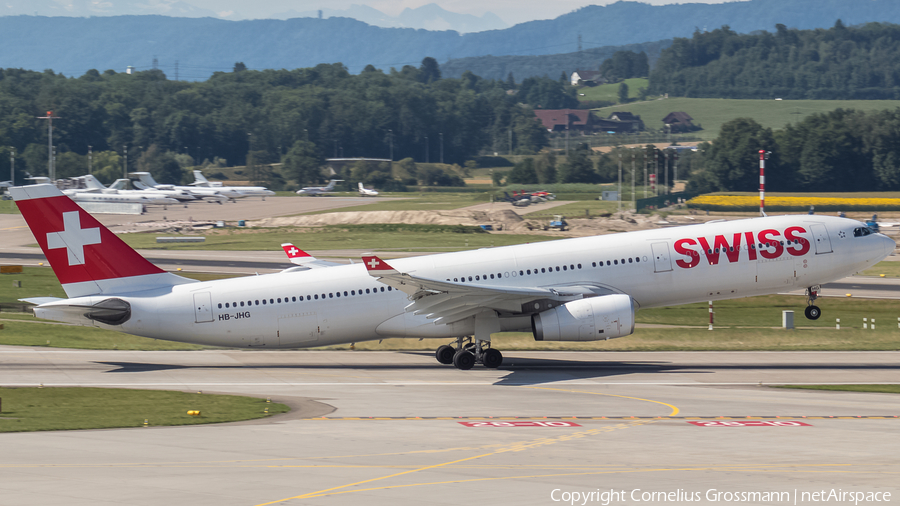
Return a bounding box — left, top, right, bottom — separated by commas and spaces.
688, 108, 900, 193
0, 59, 576, 186
650, 21, 900, 100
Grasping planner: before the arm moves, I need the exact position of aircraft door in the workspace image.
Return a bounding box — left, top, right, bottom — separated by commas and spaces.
810, 224, 833, 254
651, 242, 673, 273
193, 292, 213, 323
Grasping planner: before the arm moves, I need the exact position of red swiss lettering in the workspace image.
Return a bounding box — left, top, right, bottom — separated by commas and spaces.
784, 226, 810, 256
714, 233, 742, 263
674, 238, 700, 268
757, 229, 783, 259
744, 231, 757, 260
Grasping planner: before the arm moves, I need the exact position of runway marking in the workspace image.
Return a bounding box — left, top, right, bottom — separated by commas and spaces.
522, 385, 681, 416
308, 415, 898, 420
254, 421, 653, 505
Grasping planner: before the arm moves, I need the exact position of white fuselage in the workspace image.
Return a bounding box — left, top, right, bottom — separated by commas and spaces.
43, 215, 893, 348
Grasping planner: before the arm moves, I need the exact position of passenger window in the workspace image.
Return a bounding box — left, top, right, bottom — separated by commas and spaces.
240, 301, 245, 307
336, 292, 340, 298
519, 270, 524, 276
475, 275, 480, 280
570, 264, 574, 270
292, 297, 296, 302
606, 261, 611, 266
592, 262, 596, 267
577, 264, 581, 269
307, 295, 311, 300
563, 265, 567, 271
380, 287, 385, 292
490, 274, 495, 279
614, 260, 618, 265
541, 268, 546, 273
218, 303, 222, 309
526, 269, 531, 275
351, 290, 355, 295
388, 287, 392, 291
454, 278, 458, 282
314, 294, 319, 299
277, 298, 282, 303
255, 300, 259, 305
329, 293, 333, 298
225, 303, 230, 308
366, 289, 370, 294
555, 266, 560, 271
262, 300, 267, 305
628, 258, 633, 263
468, 276, 473, 281
635, 257, 640, 263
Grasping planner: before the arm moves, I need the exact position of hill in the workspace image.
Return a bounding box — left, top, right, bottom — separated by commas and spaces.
4, 0, 900, 78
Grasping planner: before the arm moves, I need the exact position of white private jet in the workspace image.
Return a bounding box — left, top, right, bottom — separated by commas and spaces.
11, 183, 895, 369
296, 179, 342, 196
0, 180, 12, 188
25, 177, 178, 206
191, 170, 275, 199
130, 172, 235, 203
358, 182, 379, 197
82, 176, 198, 203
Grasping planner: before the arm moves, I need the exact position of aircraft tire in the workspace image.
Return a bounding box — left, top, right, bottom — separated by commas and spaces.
435, 345, 455, 365
482, 348, 503, 369
805, 305, 821, 320
453, 350, 475, 370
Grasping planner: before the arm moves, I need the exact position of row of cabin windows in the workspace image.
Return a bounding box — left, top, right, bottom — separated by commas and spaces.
689, 239, 805, 257
218, 285, 394, 309
445, 264, 585, 283
592, 257, 641, 267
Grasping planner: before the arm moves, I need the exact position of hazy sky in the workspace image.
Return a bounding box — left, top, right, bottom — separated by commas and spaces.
187, 0, 731, 25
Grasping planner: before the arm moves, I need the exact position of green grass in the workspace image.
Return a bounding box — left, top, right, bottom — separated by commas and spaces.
118, 224, 555, 252
299, 192, 489, 214
0, 198, 19, 214
771, 385, 900, 394
577, 78, 649, 104
523, 200, 620, 219
597, 97, 900, 140
0, 387, 289, 432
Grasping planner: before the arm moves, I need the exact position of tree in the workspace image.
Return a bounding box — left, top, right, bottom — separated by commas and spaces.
281, 140, 324, 185
418, 57, 441, 84
704, 118, 778, 191
617, 82, 629, 104
557, 144, 597, 183
233, 62, 247, 72
534, 152, 557, 184
507, 158, 538, 184
136, 145, 183, 184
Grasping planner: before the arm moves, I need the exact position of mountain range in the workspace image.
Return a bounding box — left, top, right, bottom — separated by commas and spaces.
2, 0, 900, 80
0, 1, 507, 33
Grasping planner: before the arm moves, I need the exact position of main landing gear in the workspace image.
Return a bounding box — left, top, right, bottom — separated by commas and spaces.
435, 337, 503, 370
805, 286, 821, 320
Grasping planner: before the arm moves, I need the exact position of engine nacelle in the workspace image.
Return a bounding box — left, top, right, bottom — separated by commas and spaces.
531, 294, 634, 342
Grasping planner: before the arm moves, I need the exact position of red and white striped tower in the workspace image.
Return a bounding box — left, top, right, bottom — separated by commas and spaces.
759, 149, 766, 216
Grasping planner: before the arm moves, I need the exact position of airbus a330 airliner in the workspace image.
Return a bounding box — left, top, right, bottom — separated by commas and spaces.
11, 183, 895, 369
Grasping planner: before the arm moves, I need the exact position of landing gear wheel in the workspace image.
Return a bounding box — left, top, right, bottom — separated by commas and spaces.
805, 305, 821, 320
435, 345, 455, 365
452, 350, 475, 370
482, 348, 503, 369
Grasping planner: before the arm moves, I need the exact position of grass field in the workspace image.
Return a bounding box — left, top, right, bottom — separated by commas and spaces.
299, 192, 490, 214
0, 387, 289, 432
0, 198, 19, 214
597, 97, 900, 140
117, 224, 556, 252
577, 78, 649, 104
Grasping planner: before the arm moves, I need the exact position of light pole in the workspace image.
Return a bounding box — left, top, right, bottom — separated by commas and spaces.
617, 149, 622, 214
37, 111, 60, 181
388, 129, 393, 161
88, 145, 92, 174
123, 145, 128, 179
9, 147, 14, 186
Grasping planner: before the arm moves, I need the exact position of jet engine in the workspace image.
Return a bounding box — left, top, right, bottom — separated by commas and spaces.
531, 294, 634, 342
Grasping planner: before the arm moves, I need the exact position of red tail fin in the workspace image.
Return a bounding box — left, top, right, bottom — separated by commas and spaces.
12, 184, 192, 297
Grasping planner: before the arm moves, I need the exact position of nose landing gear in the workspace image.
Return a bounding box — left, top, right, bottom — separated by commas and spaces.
805, 286, 821, 320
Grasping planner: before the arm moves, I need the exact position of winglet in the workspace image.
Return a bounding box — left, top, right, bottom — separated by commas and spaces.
281, 243, 315, 265
362, 255, 399, 276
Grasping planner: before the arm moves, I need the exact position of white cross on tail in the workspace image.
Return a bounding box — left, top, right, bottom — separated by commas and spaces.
46, 211, 101, 266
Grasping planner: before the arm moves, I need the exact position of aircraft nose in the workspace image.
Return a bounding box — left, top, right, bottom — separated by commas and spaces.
883, 234, 897, 257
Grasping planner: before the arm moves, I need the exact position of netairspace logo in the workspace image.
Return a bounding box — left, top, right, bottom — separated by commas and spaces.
549, 488, 893, 505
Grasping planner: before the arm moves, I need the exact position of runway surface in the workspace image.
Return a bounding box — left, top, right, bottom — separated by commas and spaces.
1, 349, 898, 505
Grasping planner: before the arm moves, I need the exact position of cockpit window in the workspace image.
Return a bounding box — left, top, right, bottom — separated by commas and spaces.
853, 227, 872, 237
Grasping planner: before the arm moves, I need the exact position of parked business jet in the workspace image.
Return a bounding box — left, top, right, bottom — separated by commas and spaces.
11, 183, 895, 369
130, 172, 235, 203
296, 179, 342, 196
24, 177, 178, 206
358, 182, 379, 197
191, 170, 275, 199
83, 176, 198, 203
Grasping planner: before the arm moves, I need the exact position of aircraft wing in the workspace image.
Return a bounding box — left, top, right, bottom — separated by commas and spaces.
362, 255, 588, 324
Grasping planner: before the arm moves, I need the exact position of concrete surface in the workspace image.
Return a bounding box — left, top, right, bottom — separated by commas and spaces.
0, 349, 898, 505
